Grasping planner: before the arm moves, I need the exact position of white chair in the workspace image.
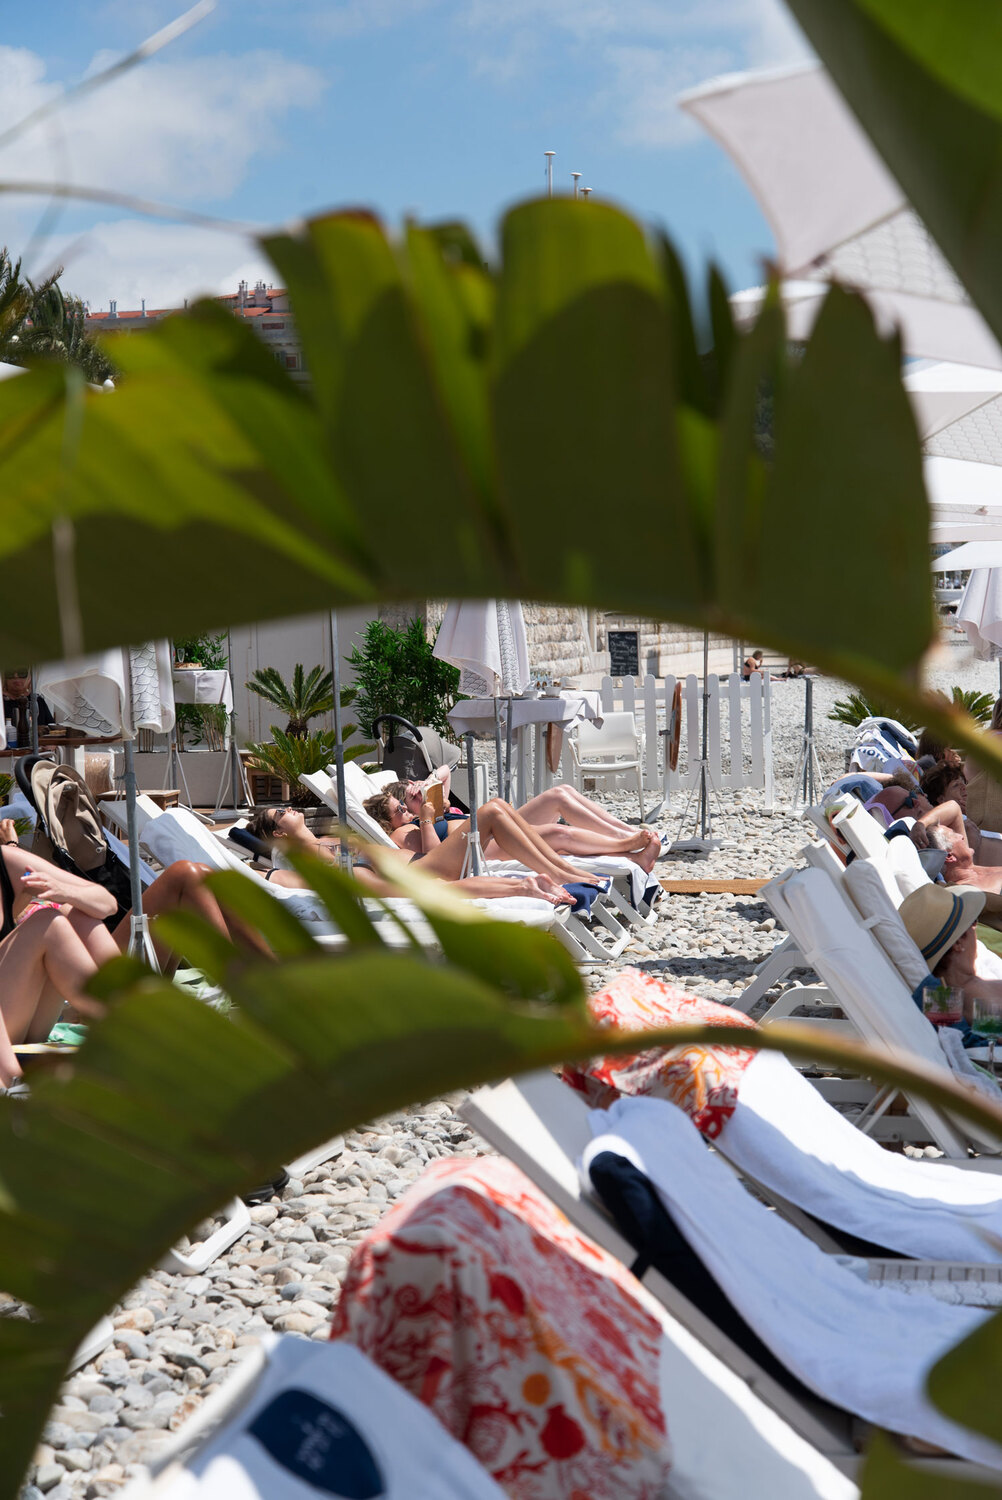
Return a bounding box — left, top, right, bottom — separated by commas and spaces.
568, 711, 645, 822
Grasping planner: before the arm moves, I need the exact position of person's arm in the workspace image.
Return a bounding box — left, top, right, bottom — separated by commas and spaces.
2, 843, 117, 920
416, 798, 442, 853
918, 800, 966, 841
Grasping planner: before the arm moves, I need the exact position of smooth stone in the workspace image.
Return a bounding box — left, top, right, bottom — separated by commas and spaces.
273, 1312, 321, 1335
60, 1448, 93, 1472
34, 1466, 65, 1494
114, 1331, 149, 1361
114, 1307, 155, 1332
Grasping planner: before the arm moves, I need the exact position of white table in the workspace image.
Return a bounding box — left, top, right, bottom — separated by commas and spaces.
448, 691, 602, 803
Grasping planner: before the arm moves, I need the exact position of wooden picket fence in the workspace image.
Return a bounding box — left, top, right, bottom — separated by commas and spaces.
590, 673, 774, 812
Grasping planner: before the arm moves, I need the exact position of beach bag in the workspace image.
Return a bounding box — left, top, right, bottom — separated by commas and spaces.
29, 762, 131, 926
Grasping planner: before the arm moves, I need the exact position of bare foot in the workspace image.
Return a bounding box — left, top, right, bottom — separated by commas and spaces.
527, 874, 574, 906
630, 829, 660, 874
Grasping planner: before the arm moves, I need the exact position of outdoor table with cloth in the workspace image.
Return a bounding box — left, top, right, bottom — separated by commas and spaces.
448, 690, 603, 803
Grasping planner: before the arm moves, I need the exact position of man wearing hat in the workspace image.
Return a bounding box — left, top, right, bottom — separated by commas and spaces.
899, 883, 1002, 1022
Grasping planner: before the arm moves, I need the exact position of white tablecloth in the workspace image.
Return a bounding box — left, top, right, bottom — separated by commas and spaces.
171, 668, 233, 713
448, 691, 602, 737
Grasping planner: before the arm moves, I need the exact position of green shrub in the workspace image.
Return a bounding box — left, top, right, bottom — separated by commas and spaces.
245, 663, 349, 738
828, 691, 921, 732
949, 686, 995, 726
348, 617, 460, 739
173, 633, 229, 749
245, 726, 370, 806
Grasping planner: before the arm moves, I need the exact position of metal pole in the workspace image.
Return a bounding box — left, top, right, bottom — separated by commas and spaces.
699, 630, 710, 839
805, 675, 815, 805
29, 669, 39, 754
493, 698, 504, 799
504, 697, 514, 803
329, 611, 350, 869
123, 738, 157, 967
545, 151, 554, 197
572, 171, 581, 199
463, 730, 483, 876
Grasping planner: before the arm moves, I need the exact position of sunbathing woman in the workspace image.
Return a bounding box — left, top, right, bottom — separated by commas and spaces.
0, 821, 266, 1087
389, 779, 661, 873
248, 805, 574, 907
863, 775, 967, 850
362, 790, 607, 893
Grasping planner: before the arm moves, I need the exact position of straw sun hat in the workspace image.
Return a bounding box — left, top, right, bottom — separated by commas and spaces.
899, 884, 985, 971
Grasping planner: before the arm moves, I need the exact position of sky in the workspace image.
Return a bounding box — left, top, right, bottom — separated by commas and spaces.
0, 0, 813, 312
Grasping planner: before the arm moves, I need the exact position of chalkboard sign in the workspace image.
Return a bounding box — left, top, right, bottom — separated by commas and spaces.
608, 629, 639, 679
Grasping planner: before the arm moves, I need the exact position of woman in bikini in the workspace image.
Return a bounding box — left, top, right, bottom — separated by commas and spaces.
0, 821, 263, 1089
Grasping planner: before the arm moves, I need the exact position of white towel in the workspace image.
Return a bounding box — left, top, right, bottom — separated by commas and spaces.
586, 1095, 1002, 1468
723, 1050, 1002, 1262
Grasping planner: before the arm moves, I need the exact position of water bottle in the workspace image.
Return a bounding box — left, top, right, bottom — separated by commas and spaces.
4, 721, 16, 750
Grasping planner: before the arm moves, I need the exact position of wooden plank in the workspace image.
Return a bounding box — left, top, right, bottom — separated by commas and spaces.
658, 877, 768, 894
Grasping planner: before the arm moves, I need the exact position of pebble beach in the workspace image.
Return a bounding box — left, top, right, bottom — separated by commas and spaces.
18, 637, 996, 1499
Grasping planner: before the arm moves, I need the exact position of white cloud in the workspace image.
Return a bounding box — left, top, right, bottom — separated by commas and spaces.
39, 218, 273, 311
604, 44, 735, 148
0, 44, 324, 203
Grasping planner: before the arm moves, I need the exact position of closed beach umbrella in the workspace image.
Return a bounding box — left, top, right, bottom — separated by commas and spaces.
433, 601, 531, 872
38, 642, 175, 961
433, 600, 531, 700
681, 64, 1002, 368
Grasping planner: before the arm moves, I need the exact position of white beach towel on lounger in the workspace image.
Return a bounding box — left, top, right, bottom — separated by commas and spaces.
585, 1095, 1002, 1469
721, 1049, 1002, 1264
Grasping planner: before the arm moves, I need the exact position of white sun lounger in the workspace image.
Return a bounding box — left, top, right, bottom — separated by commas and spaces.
760, 866, 1002, 1157
589, 1094, 1002, 1470
123, 1338, 508, 1499
461, 1070, 1002, 1485
301, 766, 637, 964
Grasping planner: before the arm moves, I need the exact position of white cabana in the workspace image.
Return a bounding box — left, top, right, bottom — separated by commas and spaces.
681, 64, 1002, 369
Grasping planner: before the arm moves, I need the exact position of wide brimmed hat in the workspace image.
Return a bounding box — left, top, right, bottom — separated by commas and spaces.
899, 883, 985, 971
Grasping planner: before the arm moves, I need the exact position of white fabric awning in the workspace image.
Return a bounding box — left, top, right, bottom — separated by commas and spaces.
433, 601, 531, 699
39, 642, 175, 737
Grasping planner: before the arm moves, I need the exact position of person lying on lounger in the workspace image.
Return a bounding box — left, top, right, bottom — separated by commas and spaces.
919, 758, 1002, 866
362, 791, 608, 893
0, 820, 263, 1090
386, 779, 661, 873
926, 827, 1002, 934
864, 776, 967, 850
247, 805, 575, 908
898, 882, 1002, 1021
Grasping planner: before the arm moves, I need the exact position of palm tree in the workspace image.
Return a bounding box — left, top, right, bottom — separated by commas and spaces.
0, 248, 114, 381
19, 285, 115, 383
245, 663, 350, 737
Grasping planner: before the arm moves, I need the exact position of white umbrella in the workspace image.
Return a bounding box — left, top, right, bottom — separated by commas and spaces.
953, 571, 1002, 658
433, 600, 530, 700
37, 642, 175, 962
433, 601, 531, 874
681, 64, 1002, 368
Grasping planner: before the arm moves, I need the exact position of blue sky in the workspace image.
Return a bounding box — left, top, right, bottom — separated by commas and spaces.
0, 0, 811, 309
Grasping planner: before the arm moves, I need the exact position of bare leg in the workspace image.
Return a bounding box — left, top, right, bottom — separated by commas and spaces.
475, 802, 600, 885
113, 860, 271, 965
525, 821, 659, 872
517, 785, 635, 838
0, 911, 101, 1084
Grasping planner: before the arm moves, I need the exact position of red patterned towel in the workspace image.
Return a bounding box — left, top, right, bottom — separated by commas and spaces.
331, 1156, 668, 1499
563, 968, 756, 1137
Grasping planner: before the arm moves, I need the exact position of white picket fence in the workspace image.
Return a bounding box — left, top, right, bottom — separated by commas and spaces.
590, 673, 774, 812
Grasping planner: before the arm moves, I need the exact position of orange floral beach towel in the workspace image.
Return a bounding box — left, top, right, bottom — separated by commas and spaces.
562, 968, 757, 1137
330, 1156, 668, 1499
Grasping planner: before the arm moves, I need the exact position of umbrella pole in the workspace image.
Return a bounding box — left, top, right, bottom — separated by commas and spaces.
504, 697, 514, 803
493, 699, 504, 799
214, 630, 251, 817
123, 739, 158, 968
28, 669, 39, 754
669, 630, 722, 856
329, 612, 351, 870
462, 731, 484, 877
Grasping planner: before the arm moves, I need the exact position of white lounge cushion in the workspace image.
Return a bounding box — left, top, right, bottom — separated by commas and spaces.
841, 859, 932, 994
588, 1096, 1002, 1468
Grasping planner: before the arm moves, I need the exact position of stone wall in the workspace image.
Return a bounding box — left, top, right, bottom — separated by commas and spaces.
414, 602, 739, 686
